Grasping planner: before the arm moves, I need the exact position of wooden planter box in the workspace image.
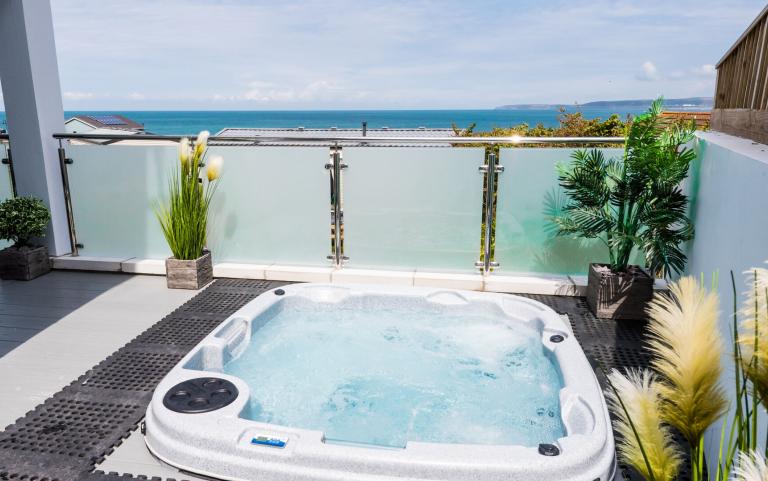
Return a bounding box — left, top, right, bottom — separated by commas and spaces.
0, 245, 51, 281
586, 263, 653, 320
165, 251, 213, 290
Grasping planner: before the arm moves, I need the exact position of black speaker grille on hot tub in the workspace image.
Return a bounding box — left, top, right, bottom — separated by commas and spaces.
163, 378, 239, 414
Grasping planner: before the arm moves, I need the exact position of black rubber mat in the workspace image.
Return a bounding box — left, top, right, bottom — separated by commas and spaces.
0, 281, 673, 481
0, 279, 287, 481
522, 294, 651, 373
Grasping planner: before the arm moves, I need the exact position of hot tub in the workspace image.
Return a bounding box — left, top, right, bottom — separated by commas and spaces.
144, 284, 615, 481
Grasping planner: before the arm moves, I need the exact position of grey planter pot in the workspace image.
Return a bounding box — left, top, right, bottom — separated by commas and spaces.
165, 251, 213, 290
0, 245, 51, 281
586, 263, 653, 320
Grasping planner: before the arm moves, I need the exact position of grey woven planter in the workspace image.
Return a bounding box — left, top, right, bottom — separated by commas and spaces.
586, 263, 653, 320
165, 251, 213, 290
0, 245, 51, 281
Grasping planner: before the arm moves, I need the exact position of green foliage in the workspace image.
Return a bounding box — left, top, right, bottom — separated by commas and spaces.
552, 98, 696, 278
453, 109, 629, 147
0, 196, 51, 247
155, 133, 222, 260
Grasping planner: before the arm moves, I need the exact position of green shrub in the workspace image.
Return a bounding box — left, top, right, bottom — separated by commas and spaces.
0, 196, 51, 247
452, 109, 629, 147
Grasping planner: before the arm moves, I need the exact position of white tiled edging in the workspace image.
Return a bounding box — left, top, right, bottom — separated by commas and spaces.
51, 256, 666, 295
50, 255, 599, 296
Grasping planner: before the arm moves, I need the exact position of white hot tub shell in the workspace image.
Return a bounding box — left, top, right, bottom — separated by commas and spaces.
144, 284, 615, 481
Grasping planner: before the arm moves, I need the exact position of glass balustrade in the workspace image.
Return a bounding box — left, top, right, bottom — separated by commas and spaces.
67, 144, 177, 258
342, 147, 485, 272
61, 140, 636, 276
66, 144, 332, 265
205, 146, 331, 266
494, 147, 626, 276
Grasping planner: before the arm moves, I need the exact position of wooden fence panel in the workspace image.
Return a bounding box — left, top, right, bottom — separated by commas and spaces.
714, 7, 768, 143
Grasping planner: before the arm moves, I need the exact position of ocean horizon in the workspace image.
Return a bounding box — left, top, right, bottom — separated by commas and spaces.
0, 108, 653, 136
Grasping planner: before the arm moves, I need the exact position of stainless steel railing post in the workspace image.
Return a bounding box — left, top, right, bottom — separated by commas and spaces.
57, 141, 79, 256
476, 149, 503, 274
1, 146, 16, 197
326, 144, 348, 267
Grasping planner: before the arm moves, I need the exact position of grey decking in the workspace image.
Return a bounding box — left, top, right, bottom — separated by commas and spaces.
0, 271, 196, 428
0, 271, 132, 356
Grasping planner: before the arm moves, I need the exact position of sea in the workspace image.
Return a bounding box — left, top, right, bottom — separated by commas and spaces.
0, 109, 650, 135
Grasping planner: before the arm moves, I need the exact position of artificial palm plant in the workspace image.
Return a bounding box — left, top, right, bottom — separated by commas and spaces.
156, 131, 222, 289
554, 98, 696, 277
553, 98, 697, 318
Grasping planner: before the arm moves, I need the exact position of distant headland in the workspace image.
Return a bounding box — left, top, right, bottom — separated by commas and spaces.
495, 97, 713, 111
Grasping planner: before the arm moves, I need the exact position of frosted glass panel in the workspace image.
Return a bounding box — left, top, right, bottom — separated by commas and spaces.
206, 146, 330, 265
495, 148, 624, 275
343, 147, 484, 272
68, 144, 176, 258
68, 145, 331, 265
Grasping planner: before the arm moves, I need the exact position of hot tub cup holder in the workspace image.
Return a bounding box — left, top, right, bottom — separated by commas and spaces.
163, 377, 239, 414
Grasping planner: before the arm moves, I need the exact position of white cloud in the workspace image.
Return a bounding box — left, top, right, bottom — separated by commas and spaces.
635, 62, 716, 85
47, 0, 764, 108
692, 64, 717, 77
127, 92, 145, 100
62, 91, 94, 100
213, 80, 367, 105
637, 61, 660, 81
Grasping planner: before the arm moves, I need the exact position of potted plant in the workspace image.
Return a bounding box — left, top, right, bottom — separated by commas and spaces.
0, 196, 52, 281
156, 131, 223, 289
553, 98, 696, 319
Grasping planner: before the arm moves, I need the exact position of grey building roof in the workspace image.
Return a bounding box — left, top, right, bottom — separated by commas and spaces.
67, 114, 145, 131
213, 127, 458, 147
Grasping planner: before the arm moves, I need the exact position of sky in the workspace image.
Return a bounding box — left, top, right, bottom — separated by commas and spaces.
3, 0, 767, 110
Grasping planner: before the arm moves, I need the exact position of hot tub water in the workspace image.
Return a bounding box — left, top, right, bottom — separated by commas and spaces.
223, 295, 565, 448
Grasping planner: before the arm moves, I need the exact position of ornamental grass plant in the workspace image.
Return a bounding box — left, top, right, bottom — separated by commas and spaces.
733, 451, 768, 481
606, 270, 768, 481
740, 267, 768, 409
155, 131, 222, 260
605, 369, 682, 481
645, 277, 727, 481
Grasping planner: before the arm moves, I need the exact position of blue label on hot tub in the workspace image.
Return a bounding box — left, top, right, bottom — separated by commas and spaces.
251, 436, 287, 448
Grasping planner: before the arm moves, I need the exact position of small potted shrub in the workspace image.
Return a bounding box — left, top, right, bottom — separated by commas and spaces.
156, 131, 223, 289
553, 98, 696, 319
0, 196, 52, 280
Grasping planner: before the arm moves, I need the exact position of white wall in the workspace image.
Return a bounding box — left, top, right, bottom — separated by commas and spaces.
65, 119, 95, 134
0, 0, 70, 255
686, 131, 768, 463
